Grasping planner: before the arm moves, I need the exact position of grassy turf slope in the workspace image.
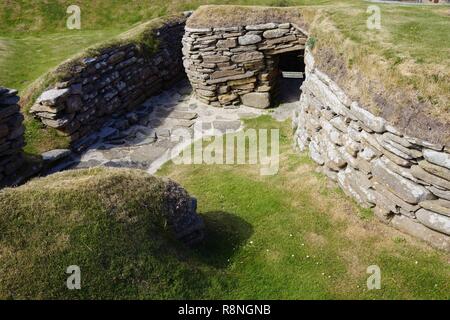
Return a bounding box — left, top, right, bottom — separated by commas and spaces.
0, 168, 211, 299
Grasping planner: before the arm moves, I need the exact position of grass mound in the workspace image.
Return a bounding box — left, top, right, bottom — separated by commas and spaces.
0, 168, 206, 299
186, 5, 306, 28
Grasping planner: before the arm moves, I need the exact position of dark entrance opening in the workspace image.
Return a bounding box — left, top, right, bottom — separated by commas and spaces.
273, 50, 305, 104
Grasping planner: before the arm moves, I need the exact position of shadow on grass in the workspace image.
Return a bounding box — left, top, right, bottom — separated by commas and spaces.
193, 211, 253, 268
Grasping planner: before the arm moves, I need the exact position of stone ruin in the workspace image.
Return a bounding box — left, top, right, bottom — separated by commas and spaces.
182, 22, 307, 108
0, 6, 448, 251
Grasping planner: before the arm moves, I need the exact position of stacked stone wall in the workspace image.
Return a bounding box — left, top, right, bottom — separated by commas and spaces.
0, 87, 26, 187
30, 16, 187, 152
293, 48, 450, 251
182, 22, 307, 108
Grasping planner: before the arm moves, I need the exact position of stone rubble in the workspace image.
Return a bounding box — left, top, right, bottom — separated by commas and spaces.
293, 47, 450, 251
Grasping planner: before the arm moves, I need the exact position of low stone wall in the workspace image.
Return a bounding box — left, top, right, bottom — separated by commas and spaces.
30, 15, 187, 152
182, 22, 307, 108
0, 87, 26, 187
293, 48, 450, 251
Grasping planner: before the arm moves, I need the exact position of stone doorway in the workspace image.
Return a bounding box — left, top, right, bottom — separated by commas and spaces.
273, 49, 305, 104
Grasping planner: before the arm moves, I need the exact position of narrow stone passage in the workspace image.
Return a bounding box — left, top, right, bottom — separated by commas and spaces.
54, 80, 267, 174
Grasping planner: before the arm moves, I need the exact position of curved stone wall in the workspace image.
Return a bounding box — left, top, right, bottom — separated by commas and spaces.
30, 15, 188, 152
0, 87, 26, 187
293, 48, 450, 251
182, 23, 307, 108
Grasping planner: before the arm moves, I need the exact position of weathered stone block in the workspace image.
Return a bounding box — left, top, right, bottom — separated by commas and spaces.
238, 34, 262, 45
241, 92, 270, 109
416, 208, 450, 235
372, 159, 434, 204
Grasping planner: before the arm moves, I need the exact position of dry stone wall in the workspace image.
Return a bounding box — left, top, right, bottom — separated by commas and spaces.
0, 87, 26, 188
293, 48, 450, 251
182, 23, 307, 108
30, 16, 187, 153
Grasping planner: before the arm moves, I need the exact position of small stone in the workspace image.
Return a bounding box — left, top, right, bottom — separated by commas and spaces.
41, 149, 71, 163
420, 199, 450, 217
411, 165, 450, 190
423, 149, 450, 170
262, 28, 288, 39
245, 23, 277, 30
416, 208, 450, 236
419, 160, 450, 181
350, 102, 385, 133
241, 92, 270, 109
216, 38, 237, 48
372, 159, 434, 204
238, 34, 262, 45
36, 88, 70, 106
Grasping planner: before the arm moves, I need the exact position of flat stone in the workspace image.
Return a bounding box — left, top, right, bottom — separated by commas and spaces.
380, 156, 419, 183
262, 28, 288, 39
238, 34, 262, 45
383, 132, 413, 148
30, 103, 64, 114
213, 120, 241, 132
265, 35, 297, 46
241, 92, 270, 109
427, 186, 450, 201
41, 115, 73, 129
218, 93, 239, 104
41, 149, 72, 163
231, 51, 264, 63
410, 165, 450, 190
423, 149, 450, 170
373, 182, 420, 216
420, 199, 450, 217
372, 159, 434, 204
202, 55, 230, 64
416, 208, 450, 235
350, 102, 385, 133
338, 167, 375, 207
245, 23, 277, 30
216, 38, 237, 48
210, 69, 244, 80
36, 88, 70, 106
391, 215, 450, 252
207, 71, 255, 85
419, 160, 450, 181
167, 111, 198, 120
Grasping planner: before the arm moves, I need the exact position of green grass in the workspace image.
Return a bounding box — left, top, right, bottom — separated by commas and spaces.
0, 168, 216, 299
156, 116, 450, 299
0, 117, 449, 299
